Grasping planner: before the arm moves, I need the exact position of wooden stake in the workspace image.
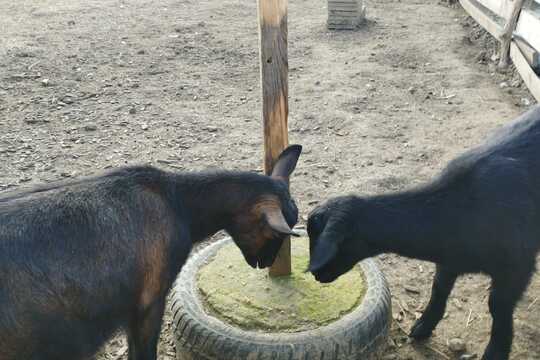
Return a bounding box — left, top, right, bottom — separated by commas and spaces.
498, 0, 525, 69
257, 0, 291, 277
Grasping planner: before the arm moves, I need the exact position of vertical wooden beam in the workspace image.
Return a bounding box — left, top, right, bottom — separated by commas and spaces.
257, 0, 291, 277
498, 0, 525, 69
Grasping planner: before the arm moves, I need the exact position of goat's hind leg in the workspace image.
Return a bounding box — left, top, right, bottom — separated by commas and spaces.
410, 265, 458, 340
127, 298, 166, 360
482, 271, 532, 360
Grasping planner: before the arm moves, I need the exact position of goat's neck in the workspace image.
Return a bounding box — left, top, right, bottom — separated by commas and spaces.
171, 172, 268, 243
358, 188, 447, 263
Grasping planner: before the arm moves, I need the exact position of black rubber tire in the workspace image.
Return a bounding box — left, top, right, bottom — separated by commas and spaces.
170, 234, 392, 360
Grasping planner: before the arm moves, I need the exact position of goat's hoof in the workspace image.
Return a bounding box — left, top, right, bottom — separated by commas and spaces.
481, 353, 508, 360
409, 319, 434, 340
481, 346, 509, 360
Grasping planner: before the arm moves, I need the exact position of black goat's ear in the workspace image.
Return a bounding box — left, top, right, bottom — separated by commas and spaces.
308, 234, 341, 273
271, 145, 302, 181
262, 206, 300, 237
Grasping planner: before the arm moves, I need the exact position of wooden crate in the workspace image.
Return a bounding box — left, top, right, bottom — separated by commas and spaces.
327, 0, 365, 30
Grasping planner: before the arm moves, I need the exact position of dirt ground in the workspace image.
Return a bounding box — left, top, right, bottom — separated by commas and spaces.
1, 0, 539, 359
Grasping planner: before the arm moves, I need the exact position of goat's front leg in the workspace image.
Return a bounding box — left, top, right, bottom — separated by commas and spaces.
128, 298, 165, 360
482, 274, 530, 360
410, 265, 457, 340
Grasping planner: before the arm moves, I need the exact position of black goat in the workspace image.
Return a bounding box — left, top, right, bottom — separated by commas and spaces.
307, 106, 540, 360
0, 145, 301, 360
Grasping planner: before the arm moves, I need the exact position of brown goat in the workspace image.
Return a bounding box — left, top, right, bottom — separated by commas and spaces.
0, 145, 302, 360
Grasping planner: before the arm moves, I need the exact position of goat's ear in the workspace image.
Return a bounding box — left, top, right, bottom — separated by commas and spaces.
308, 227, 344, 272
308, 237, 339, 273
271, 145, 302, 181
261, 206, 300, 237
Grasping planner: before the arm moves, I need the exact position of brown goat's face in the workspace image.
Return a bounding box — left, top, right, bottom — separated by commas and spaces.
230, 195, 298, 269
228, 144, 302, 269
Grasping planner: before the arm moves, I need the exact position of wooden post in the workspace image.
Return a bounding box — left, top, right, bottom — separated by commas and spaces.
498, 0, 525, 69
257, 0, 291, 277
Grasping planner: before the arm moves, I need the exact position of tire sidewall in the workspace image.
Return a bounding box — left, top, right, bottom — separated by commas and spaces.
170, 234, 391, 359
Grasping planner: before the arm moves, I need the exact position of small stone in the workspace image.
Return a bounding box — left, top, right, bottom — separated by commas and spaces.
408, 86, 416, 93
448, 338, 466, 353
24, 117, 39, 124
41, 78, 50, 87
205, 126, 218, 132
490, 53, 500, 62
475, 51, 487, 62
403, 285, 420, 294
141, 123, 149, 130
83, 123, 97, 131
137, 49, 146, 55
521, 98, 531, 107
499, 81, 508, 89
129, 107, 137, 114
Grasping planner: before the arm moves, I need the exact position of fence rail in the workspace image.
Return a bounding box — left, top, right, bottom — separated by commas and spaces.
460, 0, 540, 101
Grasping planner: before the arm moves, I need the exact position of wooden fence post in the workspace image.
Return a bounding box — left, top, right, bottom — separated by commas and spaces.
257, 0, 292, 276
499, 0, 525, 69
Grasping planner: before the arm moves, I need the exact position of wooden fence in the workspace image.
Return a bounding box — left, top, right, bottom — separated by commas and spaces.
459, 0, 540, 101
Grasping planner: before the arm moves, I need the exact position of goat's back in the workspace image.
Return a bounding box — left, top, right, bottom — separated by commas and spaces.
0, 166, 180, 359
435, 106, 540, 268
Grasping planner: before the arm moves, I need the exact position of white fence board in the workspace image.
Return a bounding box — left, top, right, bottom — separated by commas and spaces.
459, 0, 504, 39
510, 42, 540, 101
515, 8, 540, 52
479, 0, 513, 19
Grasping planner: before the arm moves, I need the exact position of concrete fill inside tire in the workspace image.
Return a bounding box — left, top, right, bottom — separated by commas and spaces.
197, 237, 366, 332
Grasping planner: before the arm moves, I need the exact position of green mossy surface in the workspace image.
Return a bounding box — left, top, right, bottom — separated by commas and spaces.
197, 237, 366, 332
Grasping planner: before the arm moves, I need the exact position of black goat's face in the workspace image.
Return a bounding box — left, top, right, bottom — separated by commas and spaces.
229, 145, 301, 269
230, 194, 298, 269
307, 197, 372, 283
